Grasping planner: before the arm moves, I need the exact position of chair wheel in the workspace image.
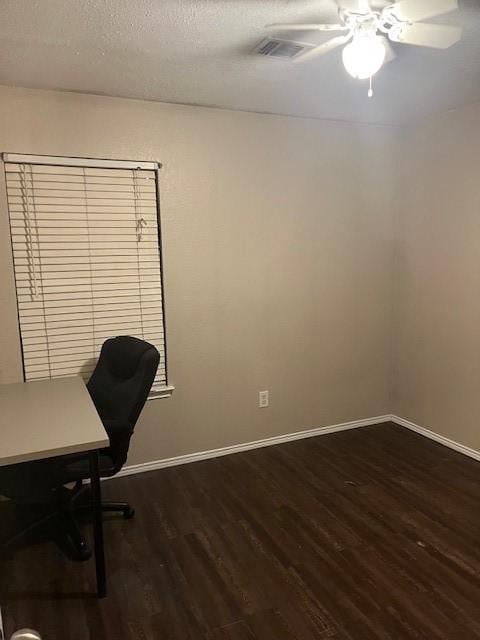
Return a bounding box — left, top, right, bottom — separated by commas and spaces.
66, 537, 92, 561
123, 506, 135, 520
75, 544, 93, 562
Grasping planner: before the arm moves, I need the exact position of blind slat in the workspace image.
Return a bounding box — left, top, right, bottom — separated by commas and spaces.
22, 332, 165, 346
25, 341, 165, 356
6, 182, 156, 193
9, 212, 158, 221
19, 298, 162, 310
10, 222, 159, 230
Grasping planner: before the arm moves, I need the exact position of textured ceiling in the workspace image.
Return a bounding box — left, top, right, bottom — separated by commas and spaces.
0, 0, 479, 125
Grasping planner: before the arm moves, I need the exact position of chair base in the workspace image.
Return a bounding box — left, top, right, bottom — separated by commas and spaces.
61, 509, 92, 561
61, 500, 135, 560
2, 495, 135, 562
102, 501, 135, 520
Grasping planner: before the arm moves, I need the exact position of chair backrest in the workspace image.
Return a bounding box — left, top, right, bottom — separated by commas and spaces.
87, 336, 160, 471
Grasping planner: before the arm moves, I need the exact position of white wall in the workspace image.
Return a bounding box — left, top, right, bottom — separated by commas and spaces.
393, 101, 480, 451
0, 86, 396, 464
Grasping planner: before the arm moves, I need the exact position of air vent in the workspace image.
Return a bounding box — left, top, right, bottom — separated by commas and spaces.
252, 37, 314, 60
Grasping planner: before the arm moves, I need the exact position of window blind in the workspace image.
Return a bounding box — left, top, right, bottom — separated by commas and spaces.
5, 157, 169, 397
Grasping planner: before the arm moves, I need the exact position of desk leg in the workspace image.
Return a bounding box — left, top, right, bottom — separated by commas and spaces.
89, 450, 106, 598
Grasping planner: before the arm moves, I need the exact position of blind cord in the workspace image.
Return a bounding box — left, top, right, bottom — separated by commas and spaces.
134, 168, 146, 340
83, 167, 96, 362
134, 167, 147, 242
21, 164, 39, 300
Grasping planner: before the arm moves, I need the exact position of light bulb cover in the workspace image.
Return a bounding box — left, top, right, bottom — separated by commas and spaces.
342, 35, 386, 80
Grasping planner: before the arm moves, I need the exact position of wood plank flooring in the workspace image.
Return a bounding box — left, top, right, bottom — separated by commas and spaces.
2, 422, 480, 639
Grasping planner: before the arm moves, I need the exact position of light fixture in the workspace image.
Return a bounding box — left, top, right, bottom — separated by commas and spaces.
342, 33, 386, 80
267, 0, 462, 98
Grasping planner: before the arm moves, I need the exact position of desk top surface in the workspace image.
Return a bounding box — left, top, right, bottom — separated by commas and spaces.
0, 376, 109, 467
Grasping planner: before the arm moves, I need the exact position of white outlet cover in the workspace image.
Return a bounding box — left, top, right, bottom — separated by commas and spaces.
259, 391, 269, 408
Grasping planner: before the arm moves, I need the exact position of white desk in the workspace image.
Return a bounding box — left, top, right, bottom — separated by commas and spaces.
0, 376, 109, 597
0, 377, 108, 467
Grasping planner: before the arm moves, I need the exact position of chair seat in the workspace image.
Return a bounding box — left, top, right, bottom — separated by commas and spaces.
62, 452, 116, 482
0, 459, 64, 503
0, 451, 116, 503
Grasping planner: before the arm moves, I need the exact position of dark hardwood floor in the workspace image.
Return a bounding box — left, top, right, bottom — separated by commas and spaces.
2, 422, 480, 639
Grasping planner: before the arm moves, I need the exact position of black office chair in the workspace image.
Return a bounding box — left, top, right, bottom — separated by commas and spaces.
0, 336, 159, 560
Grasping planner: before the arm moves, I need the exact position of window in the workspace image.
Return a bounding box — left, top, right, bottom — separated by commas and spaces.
4, 153, 170, 398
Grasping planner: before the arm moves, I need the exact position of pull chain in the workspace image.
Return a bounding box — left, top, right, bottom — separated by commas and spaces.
368, 76, 374, 98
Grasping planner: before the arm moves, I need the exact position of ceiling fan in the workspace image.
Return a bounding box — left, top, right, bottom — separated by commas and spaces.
266, 0, 462, 95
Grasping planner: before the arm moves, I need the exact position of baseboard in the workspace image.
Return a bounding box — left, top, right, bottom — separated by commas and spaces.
114, 414, 480, 480
390, 415, 480, 463
116, 414, 392, 479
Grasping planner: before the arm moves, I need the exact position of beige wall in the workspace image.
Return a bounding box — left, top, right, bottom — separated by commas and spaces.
393, 101, 480, 450
0, 86, 395, 465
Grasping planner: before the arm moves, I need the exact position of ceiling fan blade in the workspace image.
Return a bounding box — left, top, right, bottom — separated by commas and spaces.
380, 36, 396, 63
294, 34, 352, 62
389, 0, 458, 22
390, 23, 462, 49
338, 0, 371, 13
265, 23, 348, 32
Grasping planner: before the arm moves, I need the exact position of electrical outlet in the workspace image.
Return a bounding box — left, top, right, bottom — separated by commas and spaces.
259, 390, 269, 408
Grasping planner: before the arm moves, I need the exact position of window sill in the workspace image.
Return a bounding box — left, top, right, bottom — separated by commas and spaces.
148, 385, 175, 400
